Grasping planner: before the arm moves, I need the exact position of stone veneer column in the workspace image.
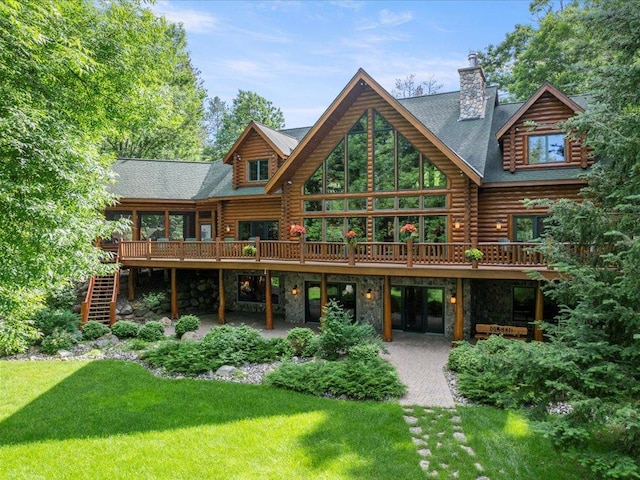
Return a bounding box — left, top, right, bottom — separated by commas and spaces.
458, 53, 486, 120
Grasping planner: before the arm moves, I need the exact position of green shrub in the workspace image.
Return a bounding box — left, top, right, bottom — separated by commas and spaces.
202, 325, 271, 364
138, 321, 165, 342
111, 320, 140, 339
124, 338, 151, 351
32, 308, 80, 338
40, 328, 77, 355
317, 300, 377, 360
285, 327, 316, 357
141, 292, 166, 310
242, 245, 257, 256
82, 321, 111, 341
142, 341, 211, 376
0, 318, 41, 356
174, 315, 200, 338
266, 356, 406, 401
347, 343, 380, 362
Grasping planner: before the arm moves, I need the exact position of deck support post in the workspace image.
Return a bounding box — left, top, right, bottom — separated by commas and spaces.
454, 278, 464, 342
265, 270, 273, 330
320, 273, 328, 318
383, 275, 392, 342
170, 268, 178, 319
128, 267, 136, 301
218, 269, 226, 324
534, 281, 544, 341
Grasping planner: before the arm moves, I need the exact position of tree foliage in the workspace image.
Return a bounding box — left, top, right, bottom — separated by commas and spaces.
478, 0, 594, 101
208, 90, 285, 161
391, 74, 443, 99
0, 0, 204, 353
475, 1, 640, 476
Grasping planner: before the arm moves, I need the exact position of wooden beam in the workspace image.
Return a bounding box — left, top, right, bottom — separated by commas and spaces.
534, 281, 544, 341
454, 278, 464, 341
128, 267, 135, 301
265, 270, 273, 330
218, 269, 226, 324
170, 268, 178, 319
383, 275, 392, 342
320, 273, 328, 317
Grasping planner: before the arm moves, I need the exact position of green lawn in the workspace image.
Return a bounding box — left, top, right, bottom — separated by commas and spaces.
0, 360, 588, 480
0, 360, 422, 480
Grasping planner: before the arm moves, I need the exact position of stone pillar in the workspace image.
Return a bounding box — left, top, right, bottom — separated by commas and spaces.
458, 53, 487, 120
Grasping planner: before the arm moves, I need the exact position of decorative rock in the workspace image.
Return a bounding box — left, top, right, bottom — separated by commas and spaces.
216, 365, 239, 377
452, 471, 459, 478
94, 334, 119, 348
440, 463, 448, 469
437, 432, 445, 437
403, 415, 418, 425
424, 408, 434, 414
412, 438, 427, 446
476, 476, 489, 480
451, 416, 462, 424
403, 407, 414, 414
474, 464, 485, 472
119, 303, 133, 315
419, 460, 430, 471
159, 317, 172, 326
436, 442, 442, 448
409, 426, 422, 435
417, 449, 431, 457
461, 445, 475, 456
453, 432, 467, 443
57, 350, 74, 358
181, 331, 198, 341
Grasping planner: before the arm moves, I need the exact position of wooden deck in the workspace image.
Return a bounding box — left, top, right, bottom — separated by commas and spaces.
114, 238, 559, 279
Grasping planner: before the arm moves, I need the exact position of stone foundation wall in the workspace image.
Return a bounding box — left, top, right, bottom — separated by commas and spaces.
470, 278, 538, 325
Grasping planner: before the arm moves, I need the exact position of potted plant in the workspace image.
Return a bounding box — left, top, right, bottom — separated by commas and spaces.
290, 224, 306, 238
399, 223, 418, 242
242, 245, 257, 256
344, 229, 358, 248
464, 248, 483, 261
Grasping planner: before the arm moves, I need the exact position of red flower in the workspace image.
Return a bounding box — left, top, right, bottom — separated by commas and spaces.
290, 224, 306, 235
344, 230, 357, 240
400, 223, 417, 234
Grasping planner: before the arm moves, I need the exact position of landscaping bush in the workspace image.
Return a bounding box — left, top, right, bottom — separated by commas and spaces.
0, 317, 41, 356
82, 321, 111, 341
285, 327, 316, 357
111, 320, 140, 339
32, 307, 80, 338
40, 328, 77, 355
201, 324, 277, 365
317, 299, 377, 360
266, 356, 406, 401
143, 340, 211, 376
347, 342, 380, 362
138, 321, 165, 342
174, 315, 200, 338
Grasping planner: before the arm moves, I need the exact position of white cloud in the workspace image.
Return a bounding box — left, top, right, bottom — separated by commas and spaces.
378, 9, 413, 27
150, 1, 218, 33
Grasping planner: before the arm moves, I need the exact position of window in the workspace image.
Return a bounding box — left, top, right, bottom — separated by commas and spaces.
238, 220, 278, 240
248, 159, 269, 182
138, 212, 164, 240
305, 282, 356, 323
104, 211, 132, 242
372, 216, 447, 243
528, 134, 565, 164
169, 212, 195, 240
237, 275, 279, 303
514, 215, 547, 242
513, 287, 535, 324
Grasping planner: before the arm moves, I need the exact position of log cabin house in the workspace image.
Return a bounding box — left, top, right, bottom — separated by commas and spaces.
95, 55, 592, 342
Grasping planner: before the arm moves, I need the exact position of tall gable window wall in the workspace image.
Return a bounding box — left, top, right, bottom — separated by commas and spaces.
303, 109, 449, 242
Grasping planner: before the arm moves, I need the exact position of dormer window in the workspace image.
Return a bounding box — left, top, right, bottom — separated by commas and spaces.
248, 159, 269, 182
527, 134, 566, 164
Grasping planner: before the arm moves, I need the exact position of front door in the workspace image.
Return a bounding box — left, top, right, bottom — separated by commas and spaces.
391, 286, 444, 334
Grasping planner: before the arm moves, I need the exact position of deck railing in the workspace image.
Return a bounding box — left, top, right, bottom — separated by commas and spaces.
116, 238, 557, 269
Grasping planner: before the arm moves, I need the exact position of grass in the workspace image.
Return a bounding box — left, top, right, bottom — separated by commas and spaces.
0, 360, 590, 479
0, 360, 423, 480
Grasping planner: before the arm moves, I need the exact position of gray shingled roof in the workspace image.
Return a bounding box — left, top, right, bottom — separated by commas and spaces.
399, 87, 499, 177
111, 88, 589, 201
254, 123, 299, 156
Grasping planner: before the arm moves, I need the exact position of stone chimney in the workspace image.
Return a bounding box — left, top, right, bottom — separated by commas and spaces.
458, 52, 487, 120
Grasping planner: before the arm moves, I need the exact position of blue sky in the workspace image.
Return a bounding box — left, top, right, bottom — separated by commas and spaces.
151, 1, 537, 128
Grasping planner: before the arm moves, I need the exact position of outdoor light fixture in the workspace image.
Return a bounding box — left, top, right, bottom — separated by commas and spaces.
450, 294, 457, 305
291, 285, 299, 296
453, 218, 461, 229
365, 289, 373, 300
495, 219, 504, 230
225, 225, 230, 233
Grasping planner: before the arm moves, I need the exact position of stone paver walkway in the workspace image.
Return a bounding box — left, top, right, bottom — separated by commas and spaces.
383, 331, 455, 407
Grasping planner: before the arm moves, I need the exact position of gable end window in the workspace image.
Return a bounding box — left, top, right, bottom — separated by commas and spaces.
527, 134, 566, 164
248, 159, 269, 182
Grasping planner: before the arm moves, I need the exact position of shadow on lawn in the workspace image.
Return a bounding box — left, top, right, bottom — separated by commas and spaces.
0, 360, 422, 479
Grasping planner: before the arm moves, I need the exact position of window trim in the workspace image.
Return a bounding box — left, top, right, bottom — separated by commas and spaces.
247, 158, 269, 182
525, 133, 567, 165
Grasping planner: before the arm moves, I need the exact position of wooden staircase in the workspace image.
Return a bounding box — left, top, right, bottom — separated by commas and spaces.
81, 271, 119, 325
